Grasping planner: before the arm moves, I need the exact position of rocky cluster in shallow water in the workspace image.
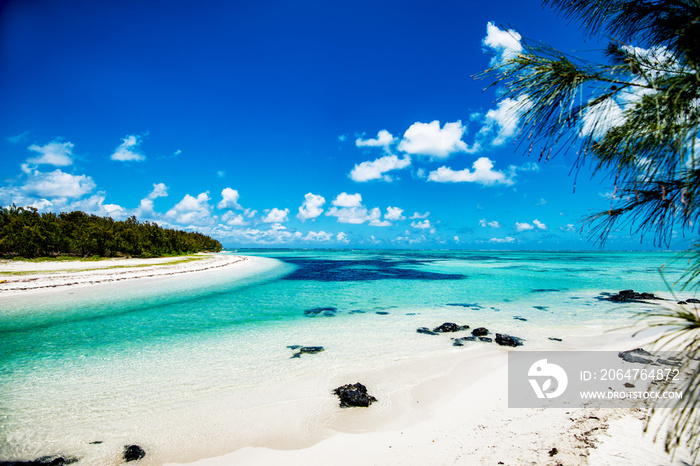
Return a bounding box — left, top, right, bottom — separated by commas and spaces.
416, 322, 524, 347
599, 289, 659, 303
0, 456, 79, 465
618, 348, 681, 366
288, 345, 325, 358
333, 382, 377, 408
1, 444, 146, 466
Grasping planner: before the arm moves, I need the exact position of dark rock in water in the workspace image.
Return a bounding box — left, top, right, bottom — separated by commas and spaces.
304, 307, 337, 317
618, 348, 653, 364
478, 336, 492, 343
687, 298, 700, 304
495, 333, 523, 347
376, 311, 390, 315
548, 337, 563, 342
471, 327, 488, 336
406, 312, 417, 315
453, 336, 476, 345
513, 316, 527, 322
89, 441, 103, 445
333, 383, 377, 408
349, 309, 366, 314
602, 290, 659, 303
533, 306, 549, 311
678, 301, 687, 305
0, 456, 79, 466
532, 289, 560, 293
123, 445, 146, 462
433, 322, 469, 333
290, 346, 325, 358
417, 327, 440, 335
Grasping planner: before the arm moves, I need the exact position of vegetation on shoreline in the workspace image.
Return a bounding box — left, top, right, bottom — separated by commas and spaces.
0, 205, 222, 258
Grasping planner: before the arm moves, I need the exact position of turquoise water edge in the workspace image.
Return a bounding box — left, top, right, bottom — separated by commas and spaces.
0, 250, 691, 464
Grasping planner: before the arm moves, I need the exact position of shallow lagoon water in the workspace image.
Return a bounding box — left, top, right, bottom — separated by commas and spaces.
0, 250, 689, 463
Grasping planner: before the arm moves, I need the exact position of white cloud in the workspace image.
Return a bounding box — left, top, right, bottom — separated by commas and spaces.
482, 21, 522, 66
410, 211, 430, 219
22, 169, 96, 198
104, 203, 124, 215
297, 193, 326, 221
217, 170, 225, 178
580, 97, 625, 139
303, 231, 333, 242
27, 140, 74, 166
338, 134, 348, 142
148, 183, 168, 200
398, 121, 468, 158
561, 224, 576, 232
533, 219, 547, 230
134, 198, 155, 218
222, 211, 249, 226
327, 206, 371, 224
479, 218, 501, 228
262, 207, 289, 223
218, 187, 242, 210
111, 134, 146, 162
411, 219, 432, 229
243, 208, 257, 218
332, 192, 363, 207
488, 236, 515, 243
211, 226, 303, 245
132, 183, 168, 220
29, 198, 53, 211
454, 236, 460, 243
385, 207, 405, 221
355, 130, 396, 149
514, 222, 534, 231
349, 154, 411, 182
477, 95, 531, 146
326, 203, 389, 227
165, 192, 213, 226
428, 157, 512, 186
336, 232, 349, 243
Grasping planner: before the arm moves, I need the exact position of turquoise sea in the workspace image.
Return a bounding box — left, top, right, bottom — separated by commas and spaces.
0, 250, 691, 464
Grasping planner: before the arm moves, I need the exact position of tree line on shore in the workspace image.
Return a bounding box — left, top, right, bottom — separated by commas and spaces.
0, 205, 222, 258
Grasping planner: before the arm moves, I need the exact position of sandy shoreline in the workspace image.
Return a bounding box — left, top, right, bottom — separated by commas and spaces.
0, 253, 247, 296
165, 328, 692, 466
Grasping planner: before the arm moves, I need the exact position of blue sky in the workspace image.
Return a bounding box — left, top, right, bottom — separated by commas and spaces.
0, 0, 681, 249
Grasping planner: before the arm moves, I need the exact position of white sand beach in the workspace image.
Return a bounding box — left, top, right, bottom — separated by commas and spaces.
0, 253, 248, 296
164, 328, 692, 466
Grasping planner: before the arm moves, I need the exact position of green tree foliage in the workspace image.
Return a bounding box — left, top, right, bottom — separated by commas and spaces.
482, 0, 700, 460
482, 0, 700, 286
0, 205, 222, 258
